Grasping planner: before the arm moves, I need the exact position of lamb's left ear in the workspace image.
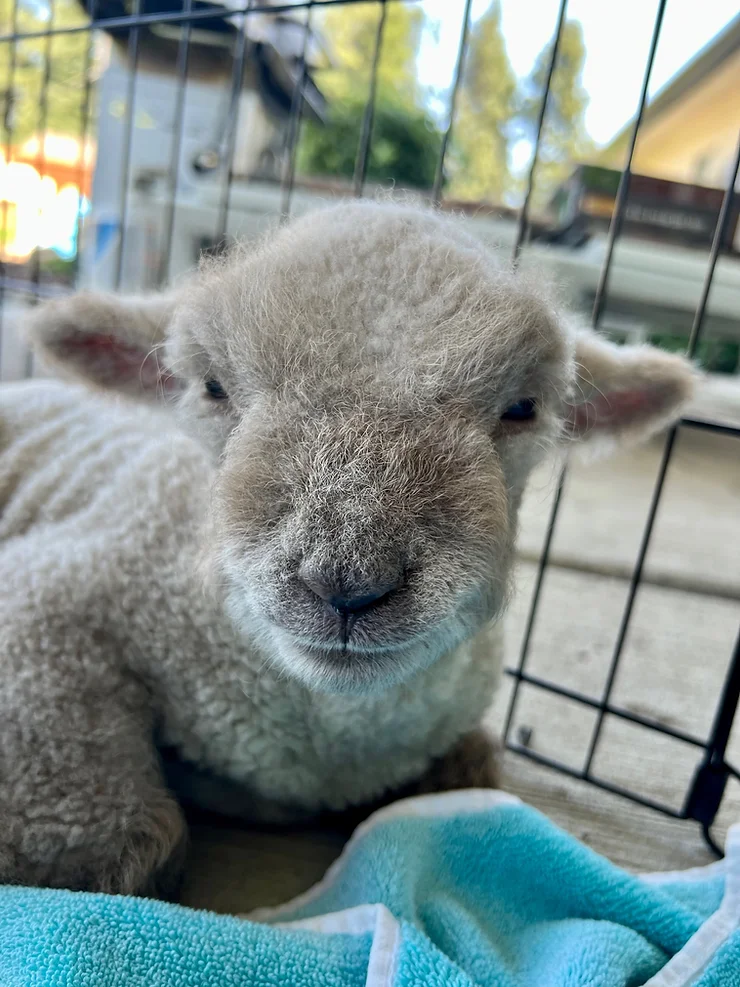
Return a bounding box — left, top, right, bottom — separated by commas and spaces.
25, 291, 179, 400
566, 331, 698, 448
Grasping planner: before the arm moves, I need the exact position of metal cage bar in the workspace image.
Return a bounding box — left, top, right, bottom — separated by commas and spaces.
505, 0, 671, 662
215, 0, 254, 244
501, 0, 740, 850
0, 0, 20, 380
685, 624, 740, 855
505, 0, 666, 764
432, 0, 472, 206
586, 127, 740, 771
279, 2, 313, 221
71, 0, 97, 286
582, 129, 740, 778
25, 0, 58, 378
590, 0, 668, 329
113, 0, 143, 290
0, 0, 415, 45
352, 0, 387, 197
158, 0, 195, 286
505, 124, 740, 849
511, 0, 568, 265
503, 472, 566, 739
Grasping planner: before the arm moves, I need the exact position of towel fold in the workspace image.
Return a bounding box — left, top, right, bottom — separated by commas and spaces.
1, 790, 738, 986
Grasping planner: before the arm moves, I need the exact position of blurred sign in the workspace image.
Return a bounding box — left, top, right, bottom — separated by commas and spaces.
552, 165, 740, 252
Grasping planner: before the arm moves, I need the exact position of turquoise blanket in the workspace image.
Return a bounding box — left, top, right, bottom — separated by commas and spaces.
1, 791, 738, 986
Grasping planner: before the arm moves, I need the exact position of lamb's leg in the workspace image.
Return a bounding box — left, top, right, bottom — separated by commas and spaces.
324, 727, 503, 835
411, 727, 503, 794
163, 728, 502, 838
0, 667, 186, 898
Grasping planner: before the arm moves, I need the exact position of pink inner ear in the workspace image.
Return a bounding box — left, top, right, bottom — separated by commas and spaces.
565, 388, 653, 434
58, 333, 179, 393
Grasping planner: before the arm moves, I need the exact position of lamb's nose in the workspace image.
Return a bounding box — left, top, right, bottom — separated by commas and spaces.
329, 587, 396, 615
301, 571, 401, 616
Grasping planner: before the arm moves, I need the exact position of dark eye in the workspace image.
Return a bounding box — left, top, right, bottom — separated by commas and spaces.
204, 378, 228, 400
501, 398, 536, 422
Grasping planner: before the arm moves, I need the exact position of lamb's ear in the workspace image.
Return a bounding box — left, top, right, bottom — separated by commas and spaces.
565, 331, 698, 449
25, 291, 179, 399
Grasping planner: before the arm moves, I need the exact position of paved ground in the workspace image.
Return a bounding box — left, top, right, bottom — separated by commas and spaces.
2, 300, 739, 911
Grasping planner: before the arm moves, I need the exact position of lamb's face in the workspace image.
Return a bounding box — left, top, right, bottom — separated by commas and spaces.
27, 201, 695, 695
207, 391, 533, 694
165, 204, 572, 692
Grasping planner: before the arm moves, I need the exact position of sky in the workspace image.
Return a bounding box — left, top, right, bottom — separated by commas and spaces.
416, 0, 739, 151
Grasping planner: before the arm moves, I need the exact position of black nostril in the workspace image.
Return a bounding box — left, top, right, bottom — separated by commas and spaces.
329, 587, 395, 616
300, 569, 401, 617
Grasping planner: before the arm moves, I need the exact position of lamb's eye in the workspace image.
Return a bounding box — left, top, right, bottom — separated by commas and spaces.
204, 378, 228, 400
501, 398, 536, 422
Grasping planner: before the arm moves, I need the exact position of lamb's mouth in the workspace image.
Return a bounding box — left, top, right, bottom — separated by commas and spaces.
270, 615, 473, 690
283, 638, 426, 694
264, 623, 434, 687
287, 634, 414, 657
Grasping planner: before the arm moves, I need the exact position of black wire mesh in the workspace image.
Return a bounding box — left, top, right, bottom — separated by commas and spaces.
113, 0, 142, 290
157, 0, 193, 285
352, 0, 385, 198
0, 0, 738, 854
502, 0, 740, 852
279, 0, 311, 220
216, 0, 254, 239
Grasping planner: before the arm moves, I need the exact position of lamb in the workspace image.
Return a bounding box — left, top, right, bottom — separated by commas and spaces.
0, 201, 695, 897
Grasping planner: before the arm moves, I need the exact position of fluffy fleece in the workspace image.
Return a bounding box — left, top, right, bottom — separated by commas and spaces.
0, 201, 695, 895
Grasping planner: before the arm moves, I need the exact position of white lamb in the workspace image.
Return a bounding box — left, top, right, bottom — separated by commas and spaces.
0, 201, 694, 896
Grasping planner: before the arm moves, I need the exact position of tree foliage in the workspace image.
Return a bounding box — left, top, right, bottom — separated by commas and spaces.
515, 19, 595, 209
297, 97, 442, 189
445, 2, 516, 204
314, 1, 424, 107
0, 0, 593, 207
448, 6, 592, 209
300, 2, 593, 206
298, 2, 442, 189
0, 0, 92, 145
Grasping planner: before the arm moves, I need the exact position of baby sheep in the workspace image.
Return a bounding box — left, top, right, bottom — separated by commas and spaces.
0, 201, 694, 896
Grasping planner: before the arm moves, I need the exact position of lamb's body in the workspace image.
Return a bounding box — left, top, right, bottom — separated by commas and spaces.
0, 202, 693, 896
0, 379, 500, 824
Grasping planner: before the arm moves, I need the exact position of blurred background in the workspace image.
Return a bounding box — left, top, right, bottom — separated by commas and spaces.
0, 0, 738, 863
0, 0, 738, 372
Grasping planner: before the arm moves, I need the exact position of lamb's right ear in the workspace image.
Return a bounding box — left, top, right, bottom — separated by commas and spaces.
25, 291, 179, 399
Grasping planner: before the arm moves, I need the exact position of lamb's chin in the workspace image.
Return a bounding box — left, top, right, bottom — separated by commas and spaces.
264, 614, 482, 696
220, 575, 493, 695
261, 632, 425, 696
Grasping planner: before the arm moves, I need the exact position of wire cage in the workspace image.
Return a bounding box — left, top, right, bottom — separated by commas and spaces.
0, 0, 738, 854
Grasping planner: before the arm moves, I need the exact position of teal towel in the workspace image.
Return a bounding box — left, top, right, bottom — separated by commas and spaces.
1, 791, 738, 986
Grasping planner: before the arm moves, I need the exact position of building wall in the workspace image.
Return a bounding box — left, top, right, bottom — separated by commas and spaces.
81, 40, 286, 289
603, 47, 740, 188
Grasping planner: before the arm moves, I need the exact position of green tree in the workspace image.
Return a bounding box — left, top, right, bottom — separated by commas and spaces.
298, 98, 442, 189
0, 0, 92, 145
446, 2, 517, 204
297, 2, 442, 189
516, 19, 595, 210
315, 1, 423, 107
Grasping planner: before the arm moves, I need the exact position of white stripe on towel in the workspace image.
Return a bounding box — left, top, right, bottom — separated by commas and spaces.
244, 790, 739, 987
271, 903, 401, 987
643, 823, 740, 987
